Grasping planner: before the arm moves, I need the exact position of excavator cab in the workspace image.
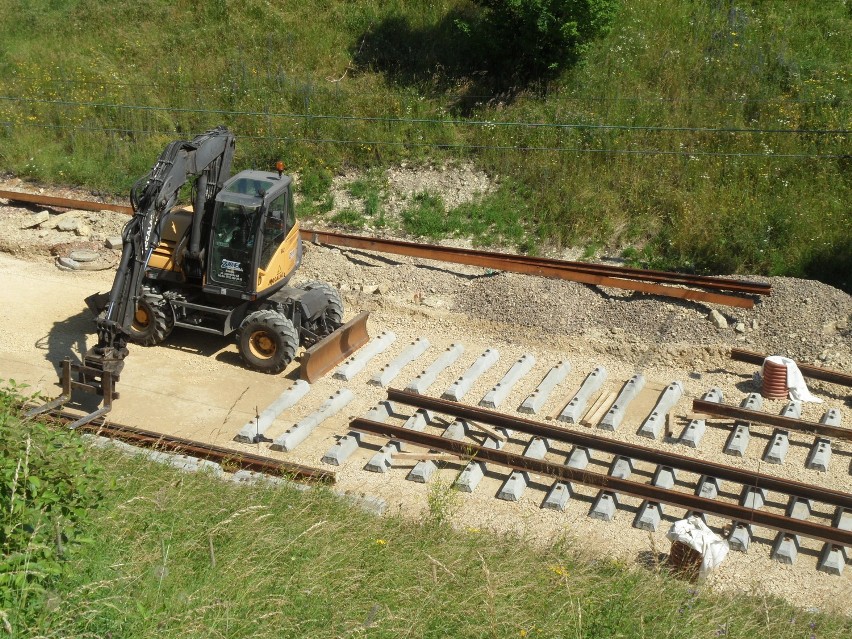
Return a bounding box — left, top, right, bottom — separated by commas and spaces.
205, 170, 300, 298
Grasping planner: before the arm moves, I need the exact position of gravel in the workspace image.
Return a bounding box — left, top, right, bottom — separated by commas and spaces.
2, 170, 851, 613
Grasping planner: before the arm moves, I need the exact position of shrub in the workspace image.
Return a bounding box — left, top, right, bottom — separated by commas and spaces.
0, 381, 104, 629
473, 0, 620, 78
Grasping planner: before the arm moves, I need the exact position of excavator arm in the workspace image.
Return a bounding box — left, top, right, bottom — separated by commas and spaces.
87, 126, 236, 374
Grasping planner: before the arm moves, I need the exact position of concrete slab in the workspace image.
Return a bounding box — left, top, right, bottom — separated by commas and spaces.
724, 424, 750, 457
771, 534, 799, 564
324, 401, 394, 467
567, 446, 591, 470
405, 343, 464, 394
589, 491, 619, 521
542, 482, 573, 510
724, 393, 763, 457
679, 387, 723, 448
599, 374, 645, 431
364, 409, 433, 472
442, 348, 500, 401
480, 353, 536, 409
808, 410, 841, 472
234, 379, 310, 443
728, 523, 753, 552
696, 476, 722, 499
369, 337, 430, 387
652, 466, 678, 490
818, 508, 852, 575
497, 437, 548, 501
456, 430, 506, 493
334, 331, 396, 381
408, 417, 468, 483
271, 389, 354, 452
633, 501, 663, 531
762, 429, 790, 464
806, 437, 832, 472
519, 360, 570, 414
637, 381, 683, 439
557, 366, 607, 423
609, 456, 634, 479
780, 399, 803, 419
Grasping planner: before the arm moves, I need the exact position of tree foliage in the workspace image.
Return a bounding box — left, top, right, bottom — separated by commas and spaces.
473, 0, 620, 78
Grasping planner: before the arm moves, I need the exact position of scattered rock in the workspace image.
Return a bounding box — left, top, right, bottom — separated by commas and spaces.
105, 236, 123, 249
709, 310, 728, 329
69, 249, 99, 262
20, 211, 50, 228
361, 284, 380, 295
734, 322, 746, 333
57, 217, 80, 232
56, 256, 80, 270
74, 223, 91, 237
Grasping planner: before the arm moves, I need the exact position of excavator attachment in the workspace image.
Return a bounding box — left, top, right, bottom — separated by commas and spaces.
26, 358, 117, 428
300, 312, 370, 383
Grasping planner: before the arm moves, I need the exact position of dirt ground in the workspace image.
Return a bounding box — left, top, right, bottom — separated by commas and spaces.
1, 178, 851, 614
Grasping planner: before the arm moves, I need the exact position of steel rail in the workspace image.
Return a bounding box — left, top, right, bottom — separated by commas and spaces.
693, 399, 852, 442
730, 348, 852, 388
386, 388, 852, 510
48, 409, 335, 483
350, 417, 852, 548
0, 190, 766, 306
0, 189, 133, 215
303, 230, 759, 308
303, 229, 770, 296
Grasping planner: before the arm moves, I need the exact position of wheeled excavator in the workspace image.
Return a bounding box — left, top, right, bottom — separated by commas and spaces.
30, 126, 368, 426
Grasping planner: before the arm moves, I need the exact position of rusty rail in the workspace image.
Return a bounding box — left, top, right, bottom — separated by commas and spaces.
0, 189, 133, 215
693, 399, 852, 442
730, 348, 852, 388
46, 409, 335, 483
0, 189, 769, 308
387, 388, 852, 510
302, 229, 765, 308
350, 417, 852, 548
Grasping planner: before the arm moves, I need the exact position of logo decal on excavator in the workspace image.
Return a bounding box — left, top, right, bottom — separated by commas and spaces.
221, 259, 243, 272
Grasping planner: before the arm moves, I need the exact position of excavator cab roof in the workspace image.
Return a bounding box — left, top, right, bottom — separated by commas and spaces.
217, 170, 291, 206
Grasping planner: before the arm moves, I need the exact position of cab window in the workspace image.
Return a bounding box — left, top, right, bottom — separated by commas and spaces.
260, 193, 289, 268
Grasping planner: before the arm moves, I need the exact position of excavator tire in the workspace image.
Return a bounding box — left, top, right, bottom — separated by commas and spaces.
237, 309, 298, 374
299, 280, 344, 328
128, 293, 174, 346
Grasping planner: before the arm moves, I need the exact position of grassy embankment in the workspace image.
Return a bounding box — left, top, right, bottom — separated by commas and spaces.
0, 0, 849, 290
3, 383, 852, 638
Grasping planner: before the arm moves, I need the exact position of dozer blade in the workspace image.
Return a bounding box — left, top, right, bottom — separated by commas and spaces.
300, 312, 370, 383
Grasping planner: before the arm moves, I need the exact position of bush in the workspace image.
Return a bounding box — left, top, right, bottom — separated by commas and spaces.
0, 381, 104, 629
474, 0, 620, 78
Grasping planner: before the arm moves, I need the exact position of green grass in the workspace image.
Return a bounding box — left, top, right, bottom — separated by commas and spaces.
3, 390, 852, 638
0, 0, 849, 290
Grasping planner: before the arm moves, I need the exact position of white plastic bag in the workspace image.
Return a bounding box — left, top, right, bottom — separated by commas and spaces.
666, 516, 729, 580
761, 355, 823, 403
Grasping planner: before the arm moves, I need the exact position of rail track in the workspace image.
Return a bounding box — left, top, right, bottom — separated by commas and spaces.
41, 407, 335, 483
0, 189, 770, 308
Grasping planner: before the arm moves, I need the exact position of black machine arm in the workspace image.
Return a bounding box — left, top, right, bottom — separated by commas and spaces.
87, 126, 236, 370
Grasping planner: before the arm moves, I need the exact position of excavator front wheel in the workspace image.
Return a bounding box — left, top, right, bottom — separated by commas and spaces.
237, 310, 298, 374
128, 294, 174, 346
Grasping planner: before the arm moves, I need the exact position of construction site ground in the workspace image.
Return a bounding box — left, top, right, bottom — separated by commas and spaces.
1, 188, 851, 614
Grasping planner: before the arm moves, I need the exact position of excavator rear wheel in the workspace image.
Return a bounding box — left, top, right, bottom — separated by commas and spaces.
128, 293, 174, 346
299, 280, 344, 340
237, 310, 298, 374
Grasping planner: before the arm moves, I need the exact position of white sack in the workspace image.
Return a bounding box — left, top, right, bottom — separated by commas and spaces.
762, 355, 823, 403
666, 516, 729, 580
